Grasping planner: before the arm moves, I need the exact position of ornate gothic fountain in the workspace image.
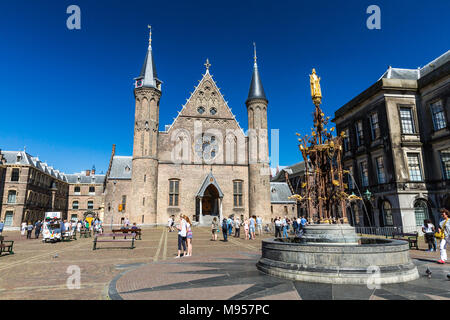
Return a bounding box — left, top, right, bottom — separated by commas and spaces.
256, 69, 419, 284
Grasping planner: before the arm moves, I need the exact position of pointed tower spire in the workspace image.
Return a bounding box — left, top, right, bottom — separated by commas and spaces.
134, 25, 162, 90
247, 42, 267, 103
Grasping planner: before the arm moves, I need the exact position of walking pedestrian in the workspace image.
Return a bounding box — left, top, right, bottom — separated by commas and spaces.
167, 216, 173, 232
185, 215, 193, 257
422, 219, 436, 252
234, 216, 241, 238
21, 221, 26, 236
175, 214, 187, 258
256, 216, 263, 236
211, 217, 219, 241
437, 209, 450, 264
34, 220, 42, 239
26, 221, 33, 239
222, 218, 228, 242
77, 220, 82, 233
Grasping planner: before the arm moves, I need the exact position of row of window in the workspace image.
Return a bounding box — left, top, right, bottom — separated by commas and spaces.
343, 101, 446, 153
72, 200, 95, 210
346, 152, 424, 189
73, 186, 96, 195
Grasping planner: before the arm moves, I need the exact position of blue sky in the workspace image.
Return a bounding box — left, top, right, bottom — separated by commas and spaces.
0, 0, 449, 174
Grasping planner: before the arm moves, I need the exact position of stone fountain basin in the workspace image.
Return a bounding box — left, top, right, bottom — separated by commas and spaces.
257, 237, 419, 285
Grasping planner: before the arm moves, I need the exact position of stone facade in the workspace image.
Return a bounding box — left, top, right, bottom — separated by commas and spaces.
0, 151, 69, 227
102, 37, 274, 226
333, 50, 450, 230
66, 169, 105, 222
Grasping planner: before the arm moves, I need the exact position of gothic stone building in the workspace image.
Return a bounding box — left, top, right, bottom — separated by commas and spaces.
333, 50, 450, 231
103, 35, 277, 226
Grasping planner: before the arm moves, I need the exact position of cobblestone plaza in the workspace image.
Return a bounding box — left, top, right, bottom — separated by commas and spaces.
0, 227, 449, 300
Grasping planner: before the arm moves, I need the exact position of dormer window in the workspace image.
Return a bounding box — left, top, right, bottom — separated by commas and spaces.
16, 154, 22, 162
125, 166, 131, 172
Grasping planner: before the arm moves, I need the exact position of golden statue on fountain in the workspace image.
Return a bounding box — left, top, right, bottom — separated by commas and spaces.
292, 69, 361, 224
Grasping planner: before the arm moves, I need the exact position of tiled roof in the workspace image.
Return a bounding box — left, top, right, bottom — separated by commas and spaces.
270, 182, 296, 204
1, 150, 68, 182
108, 156, 132, 179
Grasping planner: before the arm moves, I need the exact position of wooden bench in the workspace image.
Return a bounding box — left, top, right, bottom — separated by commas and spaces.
112, 228, 142, 240
392, 231, 419, 250
62, 231, 77, 241
93, 233, 136, 250
79, 229, 91, 238
0, 236, 14, 255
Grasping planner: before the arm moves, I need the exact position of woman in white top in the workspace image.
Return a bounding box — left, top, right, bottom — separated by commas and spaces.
244, 219, 249, 240
422, 219, 436, 252
21, 222, 27, 236
175, 215, 187, 258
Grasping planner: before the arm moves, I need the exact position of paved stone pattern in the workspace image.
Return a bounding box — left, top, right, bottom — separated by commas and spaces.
0, 227, 449, 300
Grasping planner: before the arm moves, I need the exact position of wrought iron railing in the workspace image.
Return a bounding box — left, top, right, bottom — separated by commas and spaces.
355, 226, 419, 237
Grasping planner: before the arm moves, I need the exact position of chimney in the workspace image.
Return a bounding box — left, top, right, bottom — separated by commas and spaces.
91, 165, 96, 175
86, 170, 90, 176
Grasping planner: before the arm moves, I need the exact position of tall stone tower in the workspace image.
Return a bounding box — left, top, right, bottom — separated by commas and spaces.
246, 44, 271, 221
130, 27, 162, 225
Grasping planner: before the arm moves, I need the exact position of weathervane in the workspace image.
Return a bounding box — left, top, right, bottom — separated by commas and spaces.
253, 42, 257, 66
148, 25, 152, 46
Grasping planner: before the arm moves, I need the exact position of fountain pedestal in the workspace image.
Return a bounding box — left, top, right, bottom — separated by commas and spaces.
257, 225, 419, 285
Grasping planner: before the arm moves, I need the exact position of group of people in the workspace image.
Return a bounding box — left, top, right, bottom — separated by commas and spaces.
273, 216, 308, 238
18, 217, 104, 240
423, 208, 450, 264
210, 215, 264, 241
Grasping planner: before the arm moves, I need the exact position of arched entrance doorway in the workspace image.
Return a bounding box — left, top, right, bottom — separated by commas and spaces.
196, 172, 224, 225
414, 199, 433, 226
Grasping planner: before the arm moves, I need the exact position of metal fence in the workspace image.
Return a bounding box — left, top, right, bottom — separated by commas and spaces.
355, 226, 419, 237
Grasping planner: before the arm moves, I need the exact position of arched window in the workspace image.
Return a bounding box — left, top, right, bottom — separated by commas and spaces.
414, 199, 430, 226
72, 201, 79, 210
381, 200, 393, 226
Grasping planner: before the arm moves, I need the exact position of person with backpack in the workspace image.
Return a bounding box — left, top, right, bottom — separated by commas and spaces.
222, 218, 228, 242
437, 208, 450, 264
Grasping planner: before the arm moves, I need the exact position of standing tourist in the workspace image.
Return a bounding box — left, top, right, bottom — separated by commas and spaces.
256, 216, 263, 236
175, 215, 187, 258
234, 216, 241, 238
244, 218, 249, 240
222, 218, 228, 242
21, 221, 27, 236
227, 216, 233, 236
292, 218, 298, 235
249, 216, 256, 240
77, 220, 82, 233
34, 220, 42, 239
437, 209, 450, 264
211, 217, 219, 241
274, 217, 282, 238
26, 221, 33, 239
167, 216, 173, 232
282, 218, 288, 239
422, 219, 436, 252
0, 220, 4, 235
185, 215, 193, 257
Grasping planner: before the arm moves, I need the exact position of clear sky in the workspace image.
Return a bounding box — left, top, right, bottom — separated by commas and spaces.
0, 0, 449, 174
